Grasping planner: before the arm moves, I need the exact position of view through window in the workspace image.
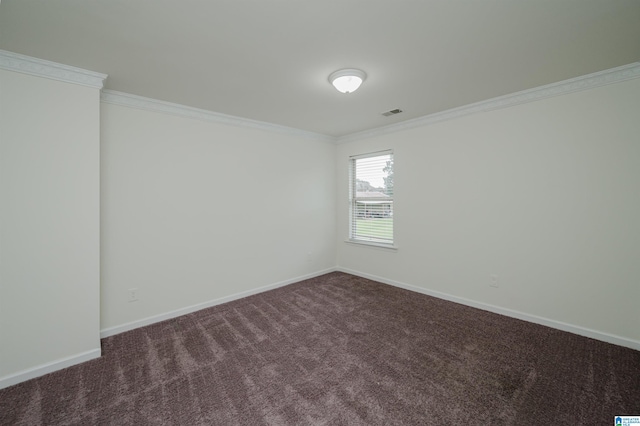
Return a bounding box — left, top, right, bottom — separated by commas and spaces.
349, 151, 394, 245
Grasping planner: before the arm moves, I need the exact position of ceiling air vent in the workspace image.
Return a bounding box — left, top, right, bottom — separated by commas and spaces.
382, 108, 403, 117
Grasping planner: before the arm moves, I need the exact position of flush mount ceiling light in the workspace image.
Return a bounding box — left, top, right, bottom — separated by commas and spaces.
329, 69, 367, 94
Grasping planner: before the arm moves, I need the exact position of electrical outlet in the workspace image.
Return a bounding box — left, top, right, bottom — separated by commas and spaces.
489, 274, 499, 288
128, 288, 139, 302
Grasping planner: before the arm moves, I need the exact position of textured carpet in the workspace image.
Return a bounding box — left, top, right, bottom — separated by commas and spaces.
1, 272, 639, 425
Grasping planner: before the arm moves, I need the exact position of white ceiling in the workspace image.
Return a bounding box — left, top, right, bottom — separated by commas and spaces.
1, 0, 639, 137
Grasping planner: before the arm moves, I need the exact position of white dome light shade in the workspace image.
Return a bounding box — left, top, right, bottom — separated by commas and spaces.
329, 69, 367, 93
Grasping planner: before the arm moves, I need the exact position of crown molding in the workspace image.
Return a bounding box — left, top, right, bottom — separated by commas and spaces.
0, 50, 107, 89
101, 90, 335, 143
4, 48, 636, 143
337, 61, 640, 144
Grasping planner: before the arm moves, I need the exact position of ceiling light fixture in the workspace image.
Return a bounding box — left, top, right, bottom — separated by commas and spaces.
329, 69, 367, 94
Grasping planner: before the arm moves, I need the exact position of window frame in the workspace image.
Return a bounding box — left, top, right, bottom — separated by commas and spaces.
347, 150, 397, 250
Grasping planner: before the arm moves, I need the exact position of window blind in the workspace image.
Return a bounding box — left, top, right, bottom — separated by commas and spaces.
349, 151, 394, 245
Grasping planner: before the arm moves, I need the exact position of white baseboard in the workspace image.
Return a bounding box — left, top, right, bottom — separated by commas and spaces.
100, 267, 338, 339
4, 267, 636, 391
337, 266, 640, 351
0, 348, 101, 390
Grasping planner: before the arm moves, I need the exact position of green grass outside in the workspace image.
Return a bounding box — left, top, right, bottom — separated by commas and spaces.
355, 218, 393, 241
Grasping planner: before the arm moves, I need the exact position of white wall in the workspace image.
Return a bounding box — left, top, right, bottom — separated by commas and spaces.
2, 49, 637, 392
100, 103, 336, 332
0, 69, 101, 384
337, 78, 640, 346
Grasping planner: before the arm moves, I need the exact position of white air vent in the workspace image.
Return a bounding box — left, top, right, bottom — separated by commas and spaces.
382, 108, 403, 117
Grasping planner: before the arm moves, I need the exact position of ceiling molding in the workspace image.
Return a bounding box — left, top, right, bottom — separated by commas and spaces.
337, 61, 640, 144
101, 90, 335, 143
0, 50, 107, 89
3, 48, 637, 144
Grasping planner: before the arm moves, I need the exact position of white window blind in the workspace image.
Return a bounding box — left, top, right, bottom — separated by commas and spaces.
349, 151, 394, 245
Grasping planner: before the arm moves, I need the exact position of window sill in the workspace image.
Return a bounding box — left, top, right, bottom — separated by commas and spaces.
344, 239, 398, 251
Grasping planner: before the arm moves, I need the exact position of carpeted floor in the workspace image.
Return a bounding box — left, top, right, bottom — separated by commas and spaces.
1, 272, 639, 425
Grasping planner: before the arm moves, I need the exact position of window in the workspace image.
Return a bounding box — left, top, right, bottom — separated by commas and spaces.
349, 151, 394, 246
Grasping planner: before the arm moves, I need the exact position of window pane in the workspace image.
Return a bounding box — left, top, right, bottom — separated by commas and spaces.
350, 152, 393, 244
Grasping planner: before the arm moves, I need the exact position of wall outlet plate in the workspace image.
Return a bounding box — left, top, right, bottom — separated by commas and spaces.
489, 274, 499, 288
128, 288, 139, 302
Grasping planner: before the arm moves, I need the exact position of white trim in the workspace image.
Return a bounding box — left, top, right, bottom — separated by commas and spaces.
1, 50, 637, 141
344, 240, 398, 251
336, 266, 640, 351
0, 50, 107, 89
100, 267, 337, 338
0, 348, 101, 390
337, 61, 640, 144
349, 149, 393, 160
100, 90, 335, 143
